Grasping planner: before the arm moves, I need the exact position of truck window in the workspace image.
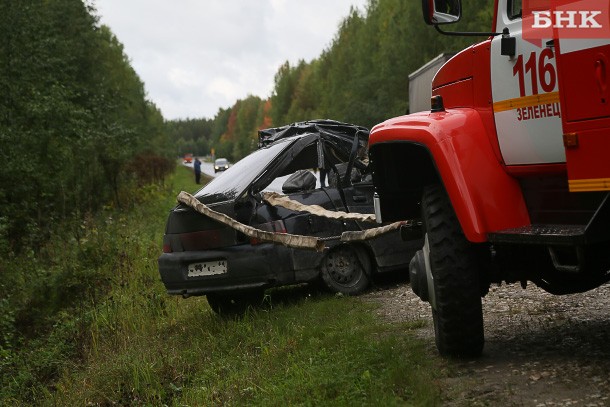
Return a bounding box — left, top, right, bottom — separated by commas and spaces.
508, 0, 522, 19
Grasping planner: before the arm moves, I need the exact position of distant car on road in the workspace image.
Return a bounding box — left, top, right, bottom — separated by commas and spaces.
214, 158, 229, 173
183, 153, 193, 164
158, 120, 423, 314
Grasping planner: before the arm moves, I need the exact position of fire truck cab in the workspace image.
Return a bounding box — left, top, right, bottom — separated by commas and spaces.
368, 0, 610, 357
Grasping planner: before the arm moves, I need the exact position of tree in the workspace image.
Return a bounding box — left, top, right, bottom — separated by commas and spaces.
0, 0, 173, 252
267, 0, 493, 128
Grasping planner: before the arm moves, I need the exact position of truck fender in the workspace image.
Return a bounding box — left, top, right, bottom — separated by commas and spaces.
369, 108, 530, 242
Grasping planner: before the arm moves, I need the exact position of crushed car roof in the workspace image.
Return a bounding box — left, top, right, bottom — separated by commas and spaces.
258, 119, 369, 149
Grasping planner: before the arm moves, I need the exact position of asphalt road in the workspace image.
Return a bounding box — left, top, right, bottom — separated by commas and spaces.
182, 160, 217, 178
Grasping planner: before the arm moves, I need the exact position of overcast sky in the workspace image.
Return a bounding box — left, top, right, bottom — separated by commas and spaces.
92, 0, 368, 121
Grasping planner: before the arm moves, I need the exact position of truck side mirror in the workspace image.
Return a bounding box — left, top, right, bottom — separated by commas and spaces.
422, 0, 461, 25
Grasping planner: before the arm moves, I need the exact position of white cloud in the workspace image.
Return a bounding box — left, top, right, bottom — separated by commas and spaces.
93, 0, 368, 120
167, 68, 196, 88
207, 77, 241, 101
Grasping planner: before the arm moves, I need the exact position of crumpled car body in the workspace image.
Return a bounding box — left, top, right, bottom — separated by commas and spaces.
158, 120, 423, 314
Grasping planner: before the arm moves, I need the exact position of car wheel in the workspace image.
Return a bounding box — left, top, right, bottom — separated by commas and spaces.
422, 184, 484, 358
321, 245, 371, 295
206, 289, 265, 316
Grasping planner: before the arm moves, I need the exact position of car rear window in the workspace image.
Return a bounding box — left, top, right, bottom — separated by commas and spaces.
195, 138, 293, 201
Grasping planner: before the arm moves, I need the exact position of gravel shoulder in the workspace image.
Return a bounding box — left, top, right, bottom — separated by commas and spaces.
363, 274, 610, 406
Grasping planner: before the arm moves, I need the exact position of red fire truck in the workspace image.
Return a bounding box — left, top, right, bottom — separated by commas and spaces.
368, 0, 610, 357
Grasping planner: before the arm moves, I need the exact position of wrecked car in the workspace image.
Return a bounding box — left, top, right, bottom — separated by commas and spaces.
158, 120, 423, 314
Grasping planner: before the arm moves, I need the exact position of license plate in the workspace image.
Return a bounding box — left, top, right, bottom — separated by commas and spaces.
187, 260, 227, 277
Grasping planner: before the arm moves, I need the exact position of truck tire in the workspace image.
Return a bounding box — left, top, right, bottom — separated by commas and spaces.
422, 184, 484, 357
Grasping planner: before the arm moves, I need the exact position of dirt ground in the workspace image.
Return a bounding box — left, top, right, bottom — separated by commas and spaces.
362, 274, 610, 406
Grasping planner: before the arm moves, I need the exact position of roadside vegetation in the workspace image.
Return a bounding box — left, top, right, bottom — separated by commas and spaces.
1, 165, 445, 405
0, 0, 175, 255
1, 1, 484, 404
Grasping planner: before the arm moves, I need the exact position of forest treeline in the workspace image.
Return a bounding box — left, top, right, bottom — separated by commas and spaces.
0, 0, 495, 267
0, 0, 173, 254
0, 0, 175, 385
170, 0, 493, 162
0, 0, 495, 400
0, 0, 494, 253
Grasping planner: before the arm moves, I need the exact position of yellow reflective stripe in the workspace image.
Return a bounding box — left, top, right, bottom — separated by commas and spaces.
493, 92, 560, 113
568, 178, 610, 192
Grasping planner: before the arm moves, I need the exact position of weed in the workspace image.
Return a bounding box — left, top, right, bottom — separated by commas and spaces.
1, 166, 442, 406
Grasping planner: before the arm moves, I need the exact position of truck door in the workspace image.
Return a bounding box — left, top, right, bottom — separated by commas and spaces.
490, 0, 565, 166
557, 39, 610, 191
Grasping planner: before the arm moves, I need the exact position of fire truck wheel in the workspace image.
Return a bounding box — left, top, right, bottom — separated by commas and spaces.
422, 184, 484, 358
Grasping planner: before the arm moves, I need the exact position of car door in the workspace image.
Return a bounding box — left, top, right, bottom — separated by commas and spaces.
344, 180, 374, 214
284, 187, 345, 238
490, 0, 565, 166
557, 38, 610, 191
491, 0, 610, 190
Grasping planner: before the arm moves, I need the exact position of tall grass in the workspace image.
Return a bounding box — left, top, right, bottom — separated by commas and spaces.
1, 165, 443, 406
53, 294, 441, 406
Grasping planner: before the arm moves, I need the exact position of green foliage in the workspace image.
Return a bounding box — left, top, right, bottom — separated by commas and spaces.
58, 297, 440, 406
0, 166, 195, 404
269, 0, 495, 128
270, 61, 304, 125
166, 117, 214, 157
1, 2, 495, 403
0, 0, 173, 255
165, 98, 270, 163
208, 96, 270, 162
0, 166, 444, 405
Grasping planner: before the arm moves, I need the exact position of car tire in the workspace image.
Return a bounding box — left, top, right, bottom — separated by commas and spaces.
422, 184, 484, 358
321, 244, 371, 295
206, 289, 265, 316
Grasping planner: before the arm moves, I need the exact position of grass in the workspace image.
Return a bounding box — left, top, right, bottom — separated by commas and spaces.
1, 164, 445, 406
53, 294, 441, 406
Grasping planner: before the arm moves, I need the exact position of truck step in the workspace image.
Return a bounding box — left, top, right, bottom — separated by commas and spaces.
488, 224, 586, 245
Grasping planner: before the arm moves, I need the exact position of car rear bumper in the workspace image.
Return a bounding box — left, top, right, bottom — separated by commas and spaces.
158, 243, 294, 296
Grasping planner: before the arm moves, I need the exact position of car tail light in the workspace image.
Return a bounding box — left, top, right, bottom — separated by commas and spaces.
162, 235, 173, 253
